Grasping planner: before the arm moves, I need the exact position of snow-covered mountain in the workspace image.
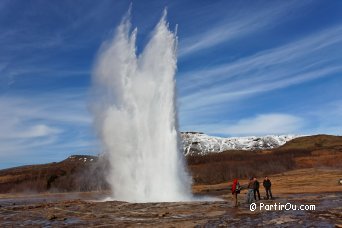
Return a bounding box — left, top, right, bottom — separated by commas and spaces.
181, 132, 300, 156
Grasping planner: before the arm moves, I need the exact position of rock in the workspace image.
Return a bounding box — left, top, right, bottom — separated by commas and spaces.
158, 212, 169, 217
47, 214, 57, 220
218, 222, 228, 227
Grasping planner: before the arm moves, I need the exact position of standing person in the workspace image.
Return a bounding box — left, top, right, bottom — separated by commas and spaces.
231, 179, 241, 207
263, 176, 273, 199
253, 177, 260, 201
246, 177, 254, 204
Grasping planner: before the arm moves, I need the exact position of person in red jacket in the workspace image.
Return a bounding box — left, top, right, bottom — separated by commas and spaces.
231, 179, 241, 207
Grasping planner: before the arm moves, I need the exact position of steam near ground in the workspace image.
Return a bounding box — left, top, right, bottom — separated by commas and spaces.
91, 10, 192, 202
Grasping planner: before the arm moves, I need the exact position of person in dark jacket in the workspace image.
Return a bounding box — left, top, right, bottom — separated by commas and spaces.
263, 176, 273, 199
231, 179, 241, 207
253, 177, 260, 200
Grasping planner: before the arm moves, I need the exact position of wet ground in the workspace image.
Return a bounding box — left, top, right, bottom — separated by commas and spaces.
0, 192, 341, 227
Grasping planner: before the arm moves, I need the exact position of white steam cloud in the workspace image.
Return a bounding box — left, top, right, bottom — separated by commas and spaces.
91, 10, 192, 202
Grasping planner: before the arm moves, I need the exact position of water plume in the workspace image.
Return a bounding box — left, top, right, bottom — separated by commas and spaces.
91, 10, 192, 202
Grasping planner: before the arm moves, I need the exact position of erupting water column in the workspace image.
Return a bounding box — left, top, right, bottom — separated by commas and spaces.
92, 11, 192, 202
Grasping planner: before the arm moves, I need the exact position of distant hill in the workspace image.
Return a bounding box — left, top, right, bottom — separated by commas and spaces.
277, 134, 342, 150
274, 134, 342, 169
0, 155, 109, 194
0, 135, 341, 193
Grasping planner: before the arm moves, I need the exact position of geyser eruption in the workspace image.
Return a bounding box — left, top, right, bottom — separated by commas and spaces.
92, 11, 192, 202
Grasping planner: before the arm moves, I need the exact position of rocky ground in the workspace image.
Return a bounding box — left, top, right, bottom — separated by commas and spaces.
1, 168, 341, 227
0, 191, 341, 227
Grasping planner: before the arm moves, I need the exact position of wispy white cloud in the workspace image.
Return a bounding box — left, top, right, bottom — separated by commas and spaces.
178, 25, 342, 116
220, 113, 303, 136
302, 100, 342, 136
0, 1, 116, 52
178, 1, 306, 57
0, 124, 61, 140
0, 93, 91, 125
181, 113, 303, 136
0, 91, 97, 165
0, 1, 120, 89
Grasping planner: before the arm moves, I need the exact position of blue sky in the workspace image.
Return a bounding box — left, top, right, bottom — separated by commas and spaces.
0, 0, 341, 168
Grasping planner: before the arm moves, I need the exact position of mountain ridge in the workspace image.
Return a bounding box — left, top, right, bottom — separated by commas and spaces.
181, 132, 301, 155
